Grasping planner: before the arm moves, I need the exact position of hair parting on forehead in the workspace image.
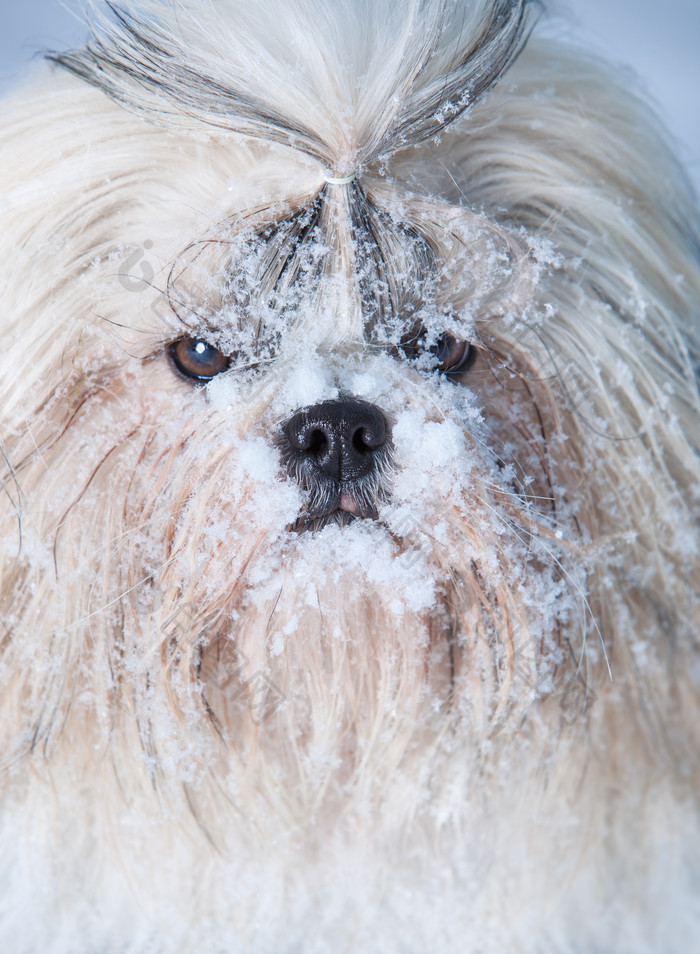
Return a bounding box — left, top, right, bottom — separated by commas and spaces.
50, 0, 540, 325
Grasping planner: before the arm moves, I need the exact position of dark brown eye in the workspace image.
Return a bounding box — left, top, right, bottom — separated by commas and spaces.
429, 334, 475, 375
169, 337, 229, 380
400, 328, 475, 377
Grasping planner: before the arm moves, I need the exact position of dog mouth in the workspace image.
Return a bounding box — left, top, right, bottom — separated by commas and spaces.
288, 489, 380, 533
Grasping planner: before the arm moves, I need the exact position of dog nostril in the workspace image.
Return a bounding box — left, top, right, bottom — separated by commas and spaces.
305, 429, 328, 456
352, 424, 383, 455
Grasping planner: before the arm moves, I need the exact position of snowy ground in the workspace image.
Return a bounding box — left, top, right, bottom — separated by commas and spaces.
1, 0, 699, 193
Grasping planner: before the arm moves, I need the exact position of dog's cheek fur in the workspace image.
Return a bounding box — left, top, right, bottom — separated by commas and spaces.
0, 2, 699, 951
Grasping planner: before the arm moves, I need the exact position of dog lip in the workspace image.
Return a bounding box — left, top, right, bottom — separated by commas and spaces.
338, 491, 361, 515
287, 490, 378, 532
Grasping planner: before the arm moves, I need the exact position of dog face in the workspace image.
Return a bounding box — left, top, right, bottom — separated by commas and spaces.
1, 0, 699, 950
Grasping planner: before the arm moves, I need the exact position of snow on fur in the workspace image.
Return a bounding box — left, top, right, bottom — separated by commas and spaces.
0, 1, 699, 952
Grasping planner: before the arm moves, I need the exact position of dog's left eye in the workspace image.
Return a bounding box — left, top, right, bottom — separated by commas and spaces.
429, 334, 475, 375
169, 337, 230, 380
401, 331, 475, 377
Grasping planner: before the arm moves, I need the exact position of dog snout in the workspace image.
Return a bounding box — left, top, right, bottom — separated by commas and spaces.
282, 399, 391, 484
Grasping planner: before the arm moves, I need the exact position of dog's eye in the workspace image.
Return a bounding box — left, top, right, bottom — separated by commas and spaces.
169, 337, 230, 380
401, 330, 475, 377
429, 334, 475, 375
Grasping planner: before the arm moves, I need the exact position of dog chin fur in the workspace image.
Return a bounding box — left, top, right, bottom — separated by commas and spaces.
1, 1, 699, 951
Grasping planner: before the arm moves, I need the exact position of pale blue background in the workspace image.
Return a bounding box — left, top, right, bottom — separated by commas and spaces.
1, 0, 698, 192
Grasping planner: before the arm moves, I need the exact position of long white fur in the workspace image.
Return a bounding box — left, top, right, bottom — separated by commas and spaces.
0, 1, 699, 952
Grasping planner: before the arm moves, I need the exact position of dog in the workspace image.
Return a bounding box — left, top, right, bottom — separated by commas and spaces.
0, 0, 698, 950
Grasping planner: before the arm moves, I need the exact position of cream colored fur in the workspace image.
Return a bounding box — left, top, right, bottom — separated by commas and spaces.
0, 2, 698, 951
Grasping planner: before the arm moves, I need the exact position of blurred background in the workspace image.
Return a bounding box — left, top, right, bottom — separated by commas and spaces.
1, 0, 699, 192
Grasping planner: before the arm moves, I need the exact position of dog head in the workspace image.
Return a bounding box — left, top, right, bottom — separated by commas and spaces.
1, 0, 699, 947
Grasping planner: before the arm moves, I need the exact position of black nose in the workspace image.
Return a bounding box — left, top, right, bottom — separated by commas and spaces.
281, 399, 391, 484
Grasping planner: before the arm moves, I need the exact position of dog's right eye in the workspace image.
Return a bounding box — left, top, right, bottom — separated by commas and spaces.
399, 329, 475, 377
169, 337, 230, 380
429, 334, 475, 376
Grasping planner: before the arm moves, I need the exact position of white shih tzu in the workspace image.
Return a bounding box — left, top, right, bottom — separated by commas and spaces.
0, 1, 699, 951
